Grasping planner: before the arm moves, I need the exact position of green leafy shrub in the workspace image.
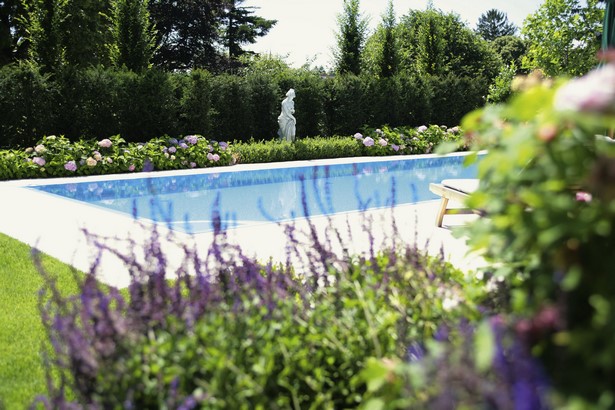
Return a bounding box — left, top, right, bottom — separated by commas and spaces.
459, 62, 615, 406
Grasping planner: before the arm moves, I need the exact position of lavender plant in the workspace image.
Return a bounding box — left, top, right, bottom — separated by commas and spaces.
34, 189, 483, 408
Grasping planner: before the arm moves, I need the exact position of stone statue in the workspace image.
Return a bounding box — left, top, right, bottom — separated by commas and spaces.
277, 88, 296, 142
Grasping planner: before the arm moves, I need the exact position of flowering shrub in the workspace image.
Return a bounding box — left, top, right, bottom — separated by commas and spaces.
34, 203, 484, 408
0, 135, 232, 180
353, 125, 465, 156
455, 59, 615, 406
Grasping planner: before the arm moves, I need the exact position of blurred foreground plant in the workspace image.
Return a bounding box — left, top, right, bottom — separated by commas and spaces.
459, 56, 615, 407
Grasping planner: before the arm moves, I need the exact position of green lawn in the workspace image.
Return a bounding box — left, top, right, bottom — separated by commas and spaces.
0, 233, 81, 409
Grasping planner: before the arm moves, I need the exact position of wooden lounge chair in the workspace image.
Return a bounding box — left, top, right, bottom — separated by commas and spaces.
429, 179, 480, 227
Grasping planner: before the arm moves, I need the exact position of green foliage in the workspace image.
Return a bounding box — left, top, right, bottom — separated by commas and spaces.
334, 0, 368, 75
462, 65, 615, 405
475, 9, 517, 41
522, 0, 604, 76
110, 0, 156, 72
491, 35, 527, 71
486, 62, 517, 104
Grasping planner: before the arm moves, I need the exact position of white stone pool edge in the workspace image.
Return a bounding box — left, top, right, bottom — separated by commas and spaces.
0, 154, 486, 288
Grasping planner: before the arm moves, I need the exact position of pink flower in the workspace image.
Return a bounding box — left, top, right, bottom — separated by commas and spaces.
64, 161, 77, 172
86, 157, 97, 167
207, 153, 220, 162
185, 135, 198, 145
379, 138, 388, 146
168, 146, 177, 154
98, 139, 112, 148
555, 63, 615, 113
128, 164, 136, 172
32, 157, 46, 166
391, 144, 400, 152
190, 162, 197, 168
363, 137, 374, 147
576, 191, 592, 202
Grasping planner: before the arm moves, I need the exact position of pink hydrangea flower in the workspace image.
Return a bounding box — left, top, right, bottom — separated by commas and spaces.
98, 139, 112, 148
207, 153, 220, 162
168, 146, 177, 154
555, 63, 615, 113
363, 137, 374, 147
128, 164, 136, 172
190, 162, 197, 168
379, 138, 388, 146
32, 157, 46, 166
86, 157, 97, 167
576, 191, 592, 202
64, 161, 77, 172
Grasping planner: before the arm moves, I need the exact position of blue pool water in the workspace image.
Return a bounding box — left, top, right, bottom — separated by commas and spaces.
30, 154, 479, 234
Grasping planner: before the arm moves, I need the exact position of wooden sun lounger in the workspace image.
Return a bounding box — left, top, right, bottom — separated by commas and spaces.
429, 179, 480, 227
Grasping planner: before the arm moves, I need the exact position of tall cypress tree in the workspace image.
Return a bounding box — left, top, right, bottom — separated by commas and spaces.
0, 0, 28, 65
25, 0, 63, 71
334, 0, 368, 75
111, 0, 156, 72
379, 0, 397, 78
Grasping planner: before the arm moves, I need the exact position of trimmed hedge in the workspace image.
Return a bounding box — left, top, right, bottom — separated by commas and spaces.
0, 64, 489, 148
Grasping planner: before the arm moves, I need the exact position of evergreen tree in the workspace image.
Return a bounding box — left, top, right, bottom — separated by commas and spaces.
148, 0, 226, 71
476, 9, 516, 41
334, 0, 368, 75
25, 0, 63, 70
220, 0, 276, 70
111, 0, 156, 72
379, 0, 397, 78
60, 0, 114, 67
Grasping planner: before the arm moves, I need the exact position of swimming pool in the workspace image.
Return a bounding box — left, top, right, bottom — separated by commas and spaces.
29, 154, 479, 234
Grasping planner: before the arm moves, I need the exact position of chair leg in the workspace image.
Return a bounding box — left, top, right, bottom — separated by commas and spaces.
435, 197, 449, 227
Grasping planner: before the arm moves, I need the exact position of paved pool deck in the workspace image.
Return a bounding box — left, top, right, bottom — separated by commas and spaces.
0, 157, 486, 288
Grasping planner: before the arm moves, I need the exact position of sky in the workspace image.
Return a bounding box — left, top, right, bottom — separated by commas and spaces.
243, 0, 544, 69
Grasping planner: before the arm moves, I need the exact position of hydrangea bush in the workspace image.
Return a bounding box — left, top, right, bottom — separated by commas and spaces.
354, 125, 465, 156
0, 134, 232, 180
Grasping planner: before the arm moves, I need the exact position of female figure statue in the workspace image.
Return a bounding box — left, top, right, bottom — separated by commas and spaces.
277, 88, 296, 142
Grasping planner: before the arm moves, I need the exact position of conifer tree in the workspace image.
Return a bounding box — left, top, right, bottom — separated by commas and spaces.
334, 0, 368, 75
111, 0, 156, 72
476, 9, 516, 41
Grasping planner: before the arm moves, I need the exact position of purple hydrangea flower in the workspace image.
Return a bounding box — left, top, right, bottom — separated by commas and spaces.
354, 132, 363, 140
363, 136, 374, 147
179, 142, 188, 150
168, 138, 179, 145
185, 135, 198, 145
219, 141, 228, 151
64, 161, 77, 172
417, 125, 428, 133
168, 146, 177, 154
33, 157, 46, 166
190, 162, 197, 168
207, 153, 220, 162
392, 144, 400, 152
379, 138, 388, 147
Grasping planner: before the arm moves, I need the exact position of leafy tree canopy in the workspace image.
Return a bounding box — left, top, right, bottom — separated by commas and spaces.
334, 0, 369, 75
521, 0, 604, 76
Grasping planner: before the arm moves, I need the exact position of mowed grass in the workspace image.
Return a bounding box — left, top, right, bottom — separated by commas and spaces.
0, 233, 82, 409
